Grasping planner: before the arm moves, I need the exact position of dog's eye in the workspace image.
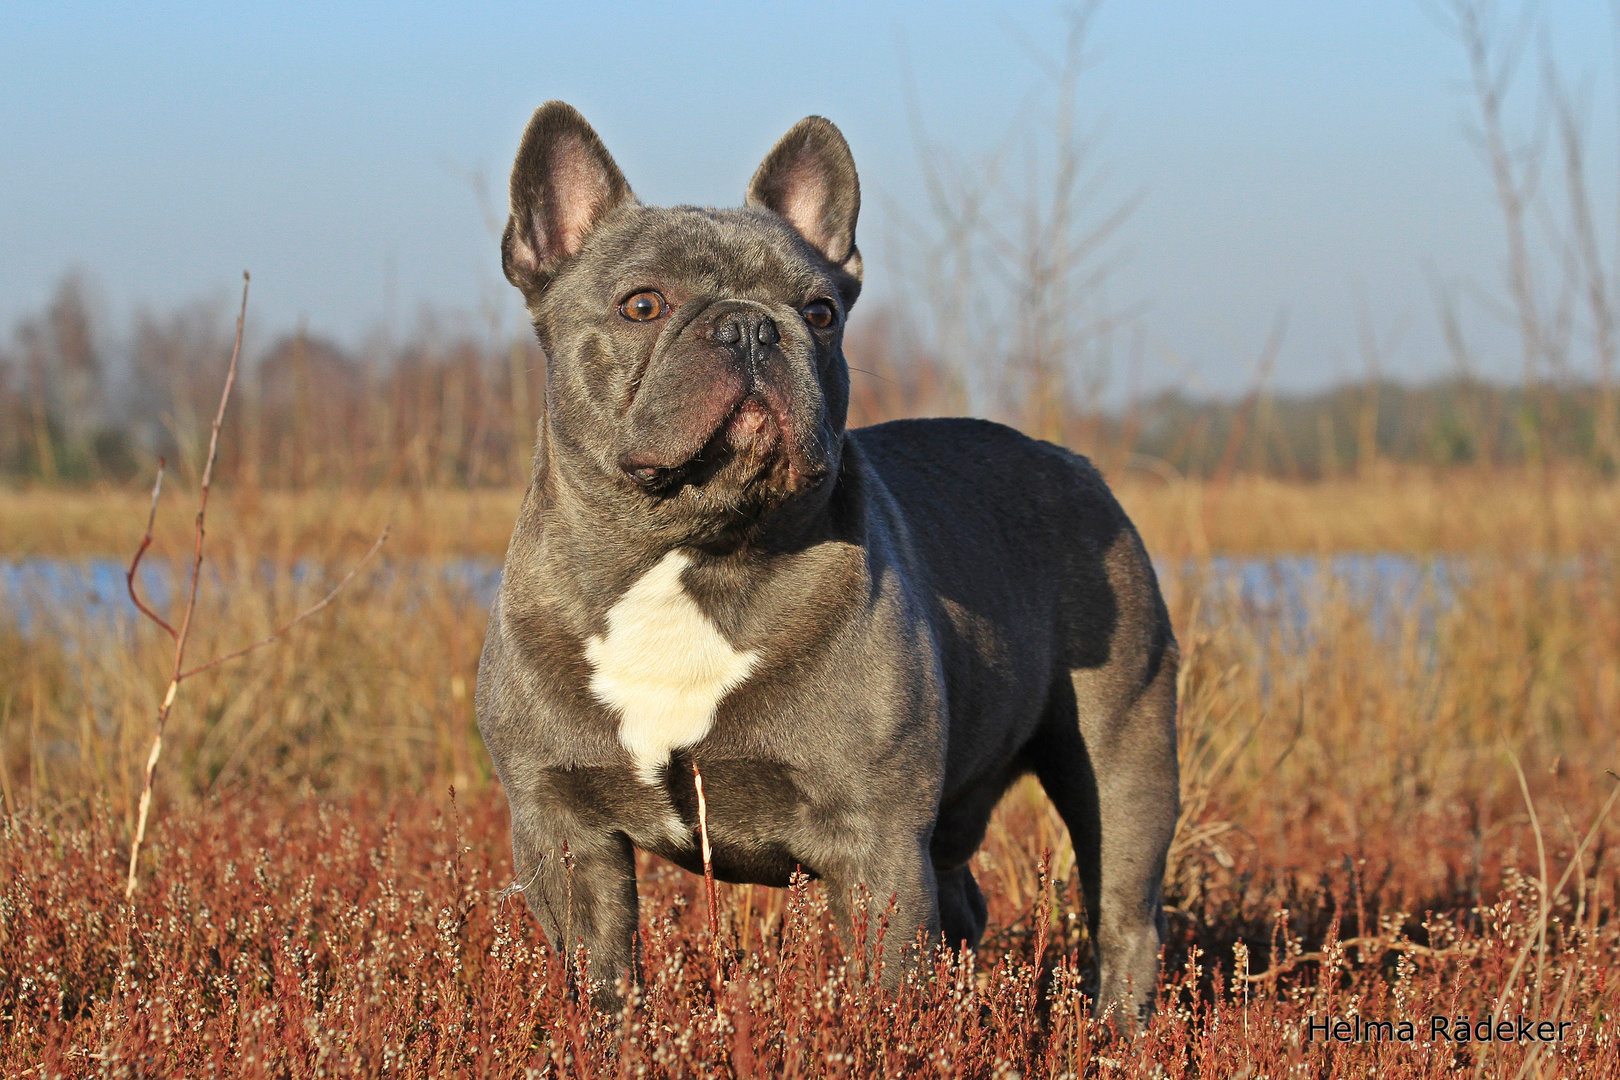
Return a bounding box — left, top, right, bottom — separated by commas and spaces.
620, 291, 666, 322
802, 299, 836, 329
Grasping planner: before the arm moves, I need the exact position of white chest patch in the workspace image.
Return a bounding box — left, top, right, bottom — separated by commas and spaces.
584, 549, 759, 783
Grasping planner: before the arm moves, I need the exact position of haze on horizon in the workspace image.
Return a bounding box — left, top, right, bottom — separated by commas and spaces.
4, 0, 1619, 401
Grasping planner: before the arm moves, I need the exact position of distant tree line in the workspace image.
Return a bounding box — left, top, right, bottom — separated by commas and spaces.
2, 273, 1616, 488
846, 307, 1619, 481
0, 274, 545, 488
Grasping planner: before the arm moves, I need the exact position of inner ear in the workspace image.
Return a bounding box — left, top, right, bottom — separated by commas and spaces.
546, 133, 622, 255
746, 117, 861, 276
503, 101, 635, 301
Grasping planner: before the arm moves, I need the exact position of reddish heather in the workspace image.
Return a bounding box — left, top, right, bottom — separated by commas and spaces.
3, 784, 1614, 1078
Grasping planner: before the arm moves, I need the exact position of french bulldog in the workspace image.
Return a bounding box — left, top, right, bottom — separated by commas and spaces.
476, 101, 1180, 1022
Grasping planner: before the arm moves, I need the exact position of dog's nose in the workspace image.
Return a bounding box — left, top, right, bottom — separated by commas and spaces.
712, 310, 779, 368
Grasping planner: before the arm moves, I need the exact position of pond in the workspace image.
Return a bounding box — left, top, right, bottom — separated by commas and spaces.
2, 554, 1465, 642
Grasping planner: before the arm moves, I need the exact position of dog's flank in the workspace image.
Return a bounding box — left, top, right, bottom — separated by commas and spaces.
585, 549, 759, 783
476, 100, 1178, 1025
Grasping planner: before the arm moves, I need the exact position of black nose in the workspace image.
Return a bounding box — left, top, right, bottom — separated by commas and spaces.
712, 310, 779, 369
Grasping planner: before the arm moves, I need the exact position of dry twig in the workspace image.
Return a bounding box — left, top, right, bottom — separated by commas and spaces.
692, 761, 720, 940
122, 272, 387, 900
1233, 935, 1480, 984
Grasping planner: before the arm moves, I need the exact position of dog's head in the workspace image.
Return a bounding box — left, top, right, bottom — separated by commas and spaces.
502, 102, 862, 543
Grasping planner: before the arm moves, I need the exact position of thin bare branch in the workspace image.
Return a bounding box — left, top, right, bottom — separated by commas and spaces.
1546, 52, 1620, 464
126, 272, 250, 901
125, 458, 176, 639
1233, 936, 1480, 984
1211, 308, 1289, 488
179, 527, 389, 679
692, 761, 720, 942
169, 274, 250, 678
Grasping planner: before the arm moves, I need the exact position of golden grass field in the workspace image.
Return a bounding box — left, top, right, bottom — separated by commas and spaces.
3, 471, 1618, 1075
6, 467, 1620, 560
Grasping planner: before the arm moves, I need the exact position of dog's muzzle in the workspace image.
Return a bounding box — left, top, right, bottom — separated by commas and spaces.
615, 301, 827, 495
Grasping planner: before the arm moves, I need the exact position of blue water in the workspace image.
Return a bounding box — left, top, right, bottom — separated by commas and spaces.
2, 554, 1462, 642
1190, 554, 1463, 642
0, 558, 505, 637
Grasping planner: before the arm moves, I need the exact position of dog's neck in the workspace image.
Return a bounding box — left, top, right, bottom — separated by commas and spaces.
508, 413, 855, 621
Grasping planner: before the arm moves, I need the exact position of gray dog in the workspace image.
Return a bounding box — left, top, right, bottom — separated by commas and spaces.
475, 101, 1180, 1022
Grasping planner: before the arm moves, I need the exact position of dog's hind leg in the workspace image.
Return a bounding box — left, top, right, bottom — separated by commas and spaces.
1031, 647, 1179, 1027
935, 863, 989, 950
929, 772, 1010, 953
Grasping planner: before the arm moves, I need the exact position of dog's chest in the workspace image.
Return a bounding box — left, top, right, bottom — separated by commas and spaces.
583, 550, 758, 782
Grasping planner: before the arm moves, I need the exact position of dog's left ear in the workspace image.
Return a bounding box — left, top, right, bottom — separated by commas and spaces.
747, 117, 863, 287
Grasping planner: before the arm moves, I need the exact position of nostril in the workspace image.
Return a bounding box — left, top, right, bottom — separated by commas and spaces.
714, 320, 741, 345
756, 319, 779, 346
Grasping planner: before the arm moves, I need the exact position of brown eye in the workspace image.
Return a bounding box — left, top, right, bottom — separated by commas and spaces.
620, 291, 666, 321
802, 299, 836, 329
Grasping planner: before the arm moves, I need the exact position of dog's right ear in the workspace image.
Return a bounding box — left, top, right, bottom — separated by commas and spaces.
503, 102, 635, 301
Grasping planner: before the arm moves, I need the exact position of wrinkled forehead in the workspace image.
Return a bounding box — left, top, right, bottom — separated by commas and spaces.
577, 206, 834, 301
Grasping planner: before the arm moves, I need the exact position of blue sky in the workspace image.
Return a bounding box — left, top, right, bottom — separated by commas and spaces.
3, 0, 1618, 396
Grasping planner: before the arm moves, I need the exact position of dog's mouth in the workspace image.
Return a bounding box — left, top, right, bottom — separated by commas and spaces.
619, 394, 822, 498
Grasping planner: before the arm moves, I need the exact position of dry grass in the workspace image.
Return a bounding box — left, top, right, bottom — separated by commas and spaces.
2, 476, 1619, 1075
0, 550, 489, 820
7, 466, 1620, 561
1122, 468, 1620, 559
0, 487, 524, 561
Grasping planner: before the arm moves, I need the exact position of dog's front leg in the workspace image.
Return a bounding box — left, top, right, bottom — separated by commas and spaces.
510, 816, 638, 1009
820, 832, 940, 990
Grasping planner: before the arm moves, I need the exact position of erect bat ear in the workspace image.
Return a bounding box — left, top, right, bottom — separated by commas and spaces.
502, 101, 635, 302
746, 116, 863, 284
